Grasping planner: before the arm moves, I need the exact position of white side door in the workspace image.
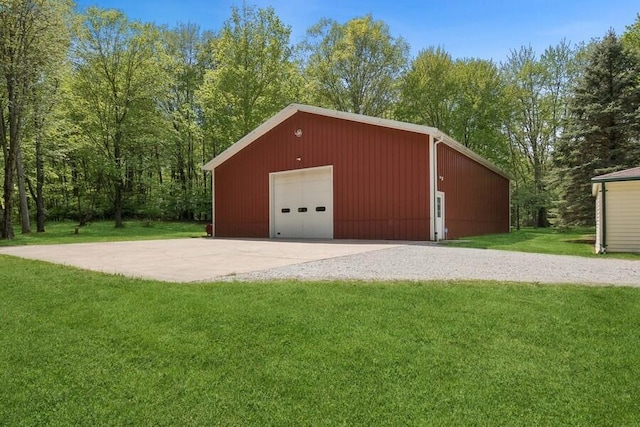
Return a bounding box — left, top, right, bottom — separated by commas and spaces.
435, 191, 445, 241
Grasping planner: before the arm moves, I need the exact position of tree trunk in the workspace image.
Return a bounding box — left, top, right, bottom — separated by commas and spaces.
35, 125, 45, 232
115, 179, 124, 228
0, 167, 9, 239
28, 115, 47, 232
532, 157, 549, 228
2, 156, 16, 240
536, 206, 550, 228
114, 129, 124, 228
16, 148, 31, 234
1, 89, 19, 240
0, 200, 4, 236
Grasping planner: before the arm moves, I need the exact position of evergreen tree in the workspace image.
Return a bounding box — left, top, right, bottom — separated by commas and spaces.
555, 30, 640, 225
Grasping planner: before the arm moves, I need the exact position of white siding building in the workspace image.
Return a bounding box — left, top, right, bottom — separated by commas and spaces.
592, 166, 640, 254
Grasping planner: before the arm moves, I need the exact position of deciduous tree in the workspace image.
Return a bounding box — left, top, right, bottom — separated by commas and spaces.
0, 0, 72, 239
70, 7, 164, 227
396, 47, 510, 168
302, 14, 409, 117
159, 23, 212, 220
197, 5, 298, 153
502, 41, 575, 227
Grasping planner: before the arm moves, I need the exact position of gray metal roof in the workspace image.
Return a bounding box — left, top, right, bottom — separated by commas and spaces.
202, 104, 510, 180
592, 166, 640, 183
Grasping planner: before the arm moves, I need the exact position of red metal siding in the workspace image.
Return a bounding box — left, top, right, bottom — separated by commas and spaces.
437, 143, 510, 238
215, 112, 431, 240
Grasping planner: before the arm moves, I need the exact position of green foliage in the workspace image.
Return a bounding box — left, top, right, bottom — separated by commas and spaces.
0, 0, 74, 238
396, 47, 511, 168
396, 47, 456, 128
70, 7, 167, 227
197, 4, 299, 152
302, 14, 409, 116
555, 30, 640, 225
2, 261, 640, 424
502, 41, 577, 228
622, 14, 640, 58
2, 4, 639, 238
158, 23, 211, 220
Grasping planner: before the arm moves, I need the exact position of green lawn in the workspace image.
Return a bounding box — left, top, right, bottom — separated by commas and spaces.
0, 220, 205, 246
2, 256, 640, 425
446, 227, 640, 259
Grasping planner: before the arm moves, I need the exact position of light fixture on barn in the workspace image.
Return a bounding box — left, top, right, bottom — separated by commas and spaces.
294, 129, 303, 138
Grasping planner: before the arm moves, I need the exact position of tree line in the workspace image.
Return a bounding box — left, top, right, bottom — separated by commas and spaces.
1, 1, 639, 239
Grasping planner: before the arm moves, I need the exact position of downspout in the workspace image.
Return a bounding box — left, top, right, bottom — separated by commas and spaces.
432, 135, 443, 241
211, 169, 216, 238
601, 181, 606, 253
429, 136, 434, 240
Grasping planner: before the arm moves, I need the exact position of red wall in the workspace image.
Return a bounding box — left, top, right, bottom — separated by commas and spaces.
214, 110, 510, 240
215, 112, 431, 240
437, 143, 510, 238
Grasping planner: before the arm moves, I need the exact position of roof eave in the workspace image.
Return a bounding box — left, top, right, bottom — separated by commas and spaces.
591, 176, 640, 183
435, 132, 511, 180
202, 104, 301, 171
201, 103, 511, 181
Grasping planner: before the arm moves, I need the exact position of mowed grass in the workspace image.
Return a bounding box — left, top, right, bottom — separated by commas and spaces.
2, 256, 640, 425
0, 220, 205, 246
447, 227, 640, 259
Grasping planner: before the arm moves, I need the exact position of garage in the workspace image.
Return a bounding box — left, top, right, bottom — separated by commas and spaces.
270, 166, 333, 238
203, 104, 510, 241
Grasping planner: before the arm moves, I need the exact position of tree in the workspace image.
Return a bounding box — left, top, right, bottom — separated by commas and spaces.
622, 14, 640, 58
0, 0, 72, 239
158, 23, 212, 220
622, 14, 640, 147
197, 5, 298, 153
395, 47, 455, 129
396, 47, 510, 168
502, 41, 575, 227
70, 7, 164, 227
555, 30, 640, 225
302, 14, 409, 116
23, 62, 65, 232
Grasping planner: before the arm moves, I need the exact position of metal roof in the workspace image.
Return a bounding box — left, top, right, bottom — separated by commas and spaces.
202, 103, 510, 179
591, 166, 640, 183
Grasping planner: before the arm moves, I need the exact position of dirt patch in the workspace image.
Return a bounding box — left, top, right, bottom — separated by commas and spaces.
565, 238, 596, 245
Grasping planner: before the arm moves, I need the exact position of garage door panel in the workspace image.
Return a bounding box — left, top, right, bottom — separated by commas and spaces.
272, 167, 333, 239
274, 178, 301, 238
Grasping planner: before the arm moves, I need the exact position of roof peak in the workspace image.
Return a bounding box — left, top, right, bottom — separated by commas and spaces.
203, 103, 509, 179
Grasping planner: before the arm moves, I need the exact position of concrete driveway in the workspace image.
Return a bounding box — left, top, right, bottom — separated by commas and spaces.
2, 238, 639, 286
0, 238, 398, 283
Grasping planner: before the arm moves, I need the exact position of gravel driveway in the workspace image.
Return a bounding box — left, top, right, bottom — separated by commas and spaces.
1, 239, 639, 286
231, 244, 640, 287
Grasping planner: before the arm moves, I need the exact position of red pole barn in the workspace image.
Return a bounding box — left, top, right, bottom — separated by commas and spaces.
202, 104, 510, 241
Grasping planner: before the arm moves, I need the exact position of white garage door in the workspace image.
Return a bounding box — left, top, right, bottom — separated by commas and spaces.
271, 166, 333, 239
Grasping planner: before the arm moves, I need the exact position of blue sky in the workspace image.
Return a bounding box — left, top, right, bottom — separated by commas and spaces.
74, 0, 639, 61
